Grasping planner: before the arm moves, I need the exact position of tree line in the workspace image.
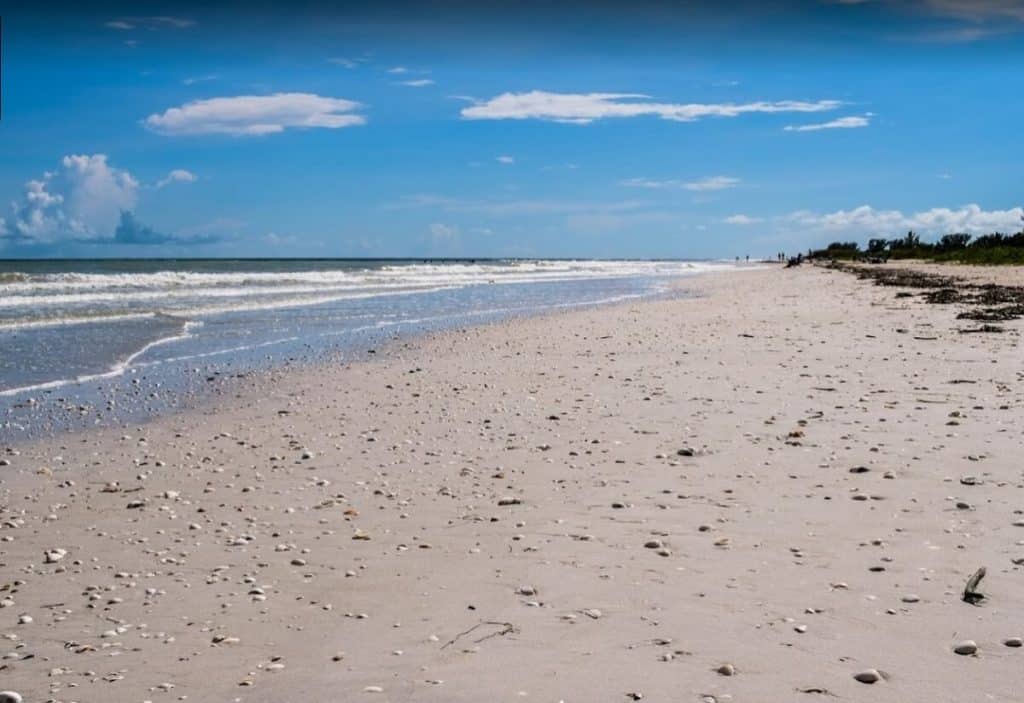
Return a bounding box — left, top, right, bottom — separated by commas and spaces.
809, 221, 1024, 265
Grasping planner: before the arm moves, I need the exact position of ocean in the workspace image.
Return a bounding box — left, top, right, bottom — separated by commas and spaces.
0, 258, 748, 437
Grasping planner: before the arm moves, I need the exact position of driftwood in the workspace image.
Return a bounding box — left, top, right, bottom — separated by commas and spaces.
962, 566, 986, 605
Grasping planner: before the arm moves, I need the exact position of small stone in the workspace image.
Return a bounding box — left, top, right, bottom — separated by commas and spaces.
901, 594, 920, 603
583, 608, 602, 619
0, 692, 24, 703
953, 640, 978, 656
363, 685, 384, 693
853, 669, 881, 684
43, 548, 67, 564
497, 497, 522, 506
1003, 637, 1022, 648
716, 663, 736, 676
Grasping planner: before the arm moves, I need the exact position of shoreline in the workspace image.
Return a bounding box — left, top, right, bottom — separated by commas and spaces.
0, 275, 705, 446
2, 263, 1023, 702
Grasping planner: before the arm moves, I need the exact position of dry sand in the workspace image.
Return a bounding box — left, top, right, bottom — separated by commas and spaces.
1, 263, 1023, 702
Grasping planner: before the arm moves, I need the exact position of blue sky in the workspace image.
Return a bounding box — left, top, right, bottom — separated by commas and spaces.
1, 0, 1023, 258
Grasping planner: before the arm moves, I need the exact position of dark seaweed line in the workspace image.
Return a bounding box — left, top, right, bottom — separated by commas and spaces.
825, 262, 1024, 325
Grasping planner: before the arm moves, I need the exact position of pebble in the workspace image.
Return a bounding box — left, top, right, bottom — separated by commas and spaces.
1003, 637, 1022, 648
853, 669, 882, 684
43, 548, 67, 564
497, 497, 522, 506
363, 685, 384, 693
716, 663, 736, 676
953, 640, 978, 656
0, 693, 23, 703
901, 594, 920, 603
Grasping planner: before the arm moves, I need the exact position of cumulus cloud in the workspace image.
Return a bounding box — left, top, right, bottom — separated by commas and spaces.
156, 169, 197, 188
112, 211, 173, 244
460, 91, 841, 124
112, 211, 220, 246
789, 203, 1024, 235
1, 155, 215, 248
785, 115, 872, 132
622, 176, 740, 191
724, 214, 763, 225
3, 154, 138, 243
144, 93, 366, 136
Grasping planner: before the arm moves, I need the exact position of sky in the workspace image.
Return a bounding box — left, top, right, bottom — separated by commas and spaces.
1, 0, 1023, 259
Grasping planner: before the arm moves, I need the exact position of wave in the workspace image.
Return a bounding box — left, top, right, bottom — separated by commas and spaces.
0, 259, 733, 296
0, 321, 200, 397
0, 285, 461, 330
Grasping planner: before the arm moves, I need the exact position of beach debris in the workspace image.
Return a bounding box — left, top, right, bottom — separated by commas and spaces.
853, 669, 882, 684
441, 621, 516, 649
43, 548, 67, 564
962, 567, 986, 605
953, 640, 978, 656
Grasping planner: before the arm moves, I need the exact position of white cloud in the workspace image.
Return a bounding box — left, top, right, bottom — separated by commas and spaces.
918, 0, 1024, 22
622, 175, 740, 191
183, 75, 218, 86
785, 115, 871, 132
396, 194, 645, 217
789, 203, 1024, 235
833, 0, 1024, 21
156, 169, 197, 188
144, 93, 366, 136
328, 57, 366, 68
496, 155, 515, 164
387, 66, 409, 74
264, 232, 299, 247
398, 79, 435, 87
3, 154, 139, 244
460, 91, 841, 124
724, 214, 763, 225
429, 223, 459, 240
105, 16, 195, 30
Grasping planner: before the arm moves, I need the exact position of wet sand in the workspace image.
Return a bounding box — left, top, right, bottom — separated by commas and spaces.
1, 263, 1023, 702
